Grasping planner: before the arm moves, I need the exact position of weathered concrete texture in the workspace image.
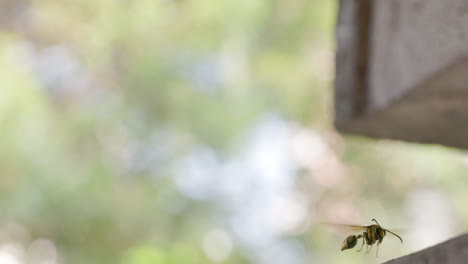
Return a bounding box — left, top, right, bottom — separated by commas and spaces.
384, 233, 468, 264
335, 0, 468, 149
335, 0, 372, 125
343, 56, 468, 148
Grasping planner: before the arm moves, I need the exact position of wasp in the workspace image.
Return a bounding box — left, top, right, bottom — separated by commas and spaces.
333, 219, 403, 257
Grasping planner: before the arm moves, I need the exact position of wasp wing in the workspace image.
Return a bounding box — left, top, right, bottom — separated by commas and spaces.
322, 222, 368, 232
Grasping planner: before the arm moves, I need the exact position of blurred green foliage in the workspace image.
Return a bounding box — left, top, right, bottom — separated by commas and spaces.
1, 1, 468, 264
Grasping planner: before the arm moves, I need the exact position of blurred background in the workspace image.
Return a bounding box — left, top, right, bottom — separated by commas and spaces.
1, 0, 468, 263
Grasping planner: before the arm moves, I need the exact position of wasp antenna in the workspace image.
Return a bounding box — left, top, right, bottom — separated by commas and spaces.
371, 219, 381, 226
386, 229, 403, 243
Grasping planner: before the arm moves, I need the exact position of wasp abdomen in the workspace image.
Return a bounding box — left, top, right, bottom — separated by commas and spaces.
341, 235, 359, 251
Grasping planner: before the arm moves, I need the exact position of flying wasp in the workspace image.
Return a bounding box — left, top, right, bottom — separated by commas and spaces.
330, 219, 403, 257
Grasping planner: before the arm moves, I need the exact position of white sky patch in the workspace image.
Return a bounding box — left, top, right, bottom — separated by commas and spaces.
27, 239, 57, 264
256, 240, 307, 264
290, 128, 327, 169
223, 115, 316, 264
405, 188, 455, 251
0, 243, 24, 264
266, 191, 310, 235
243, 115, 297, 191
0, 252, 20, 264
174, 114, 316, 264
290, 128, 344, 187
202, 228, 233, 262
174, 146, 221, 200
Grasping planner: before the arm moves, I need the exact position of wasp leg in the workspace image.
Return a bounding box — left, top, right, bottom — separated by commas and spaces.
366, 244, 373, 255
376, 241, 381, 258
357, 235, 365, 252
358, 232, 367, 253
